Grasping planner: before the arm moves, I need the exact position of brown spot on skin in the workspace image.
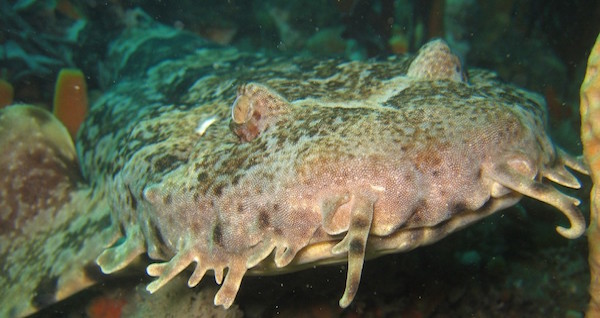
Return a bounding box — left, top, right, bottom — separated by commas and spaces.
413, 199, 428, 215
450, 202, 468, 215
409, 213, 422, 223
414, 147, 442, 172
213, 184, 225, 197
259, 210, 270, 229
151, 222, 169, 255
153, 154, 179, 172
407, 199, 428, 224
352, 217, 370, 229
163, 194, 172, 205
197, 172, 208, 182
237, 203, 244, 213
127, 186, 137, 210
191, 220, 201, 232
231, 174, 241, 185
274, 227, 283, 236
349, 239, 365, 255
212, 222, 223, 246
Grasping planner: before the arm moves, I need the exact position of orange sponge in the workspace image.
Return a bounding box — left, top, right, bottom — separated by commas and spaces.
53, 68, 88, 140
87, 296, 126, 318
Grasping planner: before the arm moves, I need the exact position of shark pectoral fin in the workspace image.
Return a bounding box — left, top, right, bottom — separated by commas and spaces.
0, 105, 113, 318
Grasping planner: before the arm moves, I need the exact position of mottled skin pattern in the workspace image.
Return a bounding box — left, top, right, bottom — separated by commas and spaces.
0, 106, 113, 318
0, 17, 589, 317
86, 20, 587, 309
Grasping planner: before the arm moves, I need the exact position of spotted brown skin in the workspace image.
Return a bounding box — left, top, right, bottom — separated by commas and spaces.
0, 19, 589, 317
0, 105, 113, 318
85, 22, 587, 309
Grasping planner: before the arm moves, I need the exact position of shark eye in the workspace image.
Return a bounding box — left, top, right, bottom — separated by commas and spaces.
230, 82, 289, 142
231, 94, 253, 125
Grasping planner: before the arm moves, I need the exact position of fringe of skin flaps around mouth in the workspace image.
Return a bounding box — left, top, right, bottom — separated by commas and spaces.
580, 33, 600, 318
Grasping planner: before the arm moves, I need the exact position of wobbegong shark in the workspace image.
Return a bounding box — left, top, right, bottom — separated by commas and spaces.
0, 14, 588, 317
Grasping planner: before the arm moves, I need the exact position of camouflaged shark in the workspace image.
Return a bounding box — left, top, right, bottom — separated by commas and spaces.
0, 15, 588, 317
